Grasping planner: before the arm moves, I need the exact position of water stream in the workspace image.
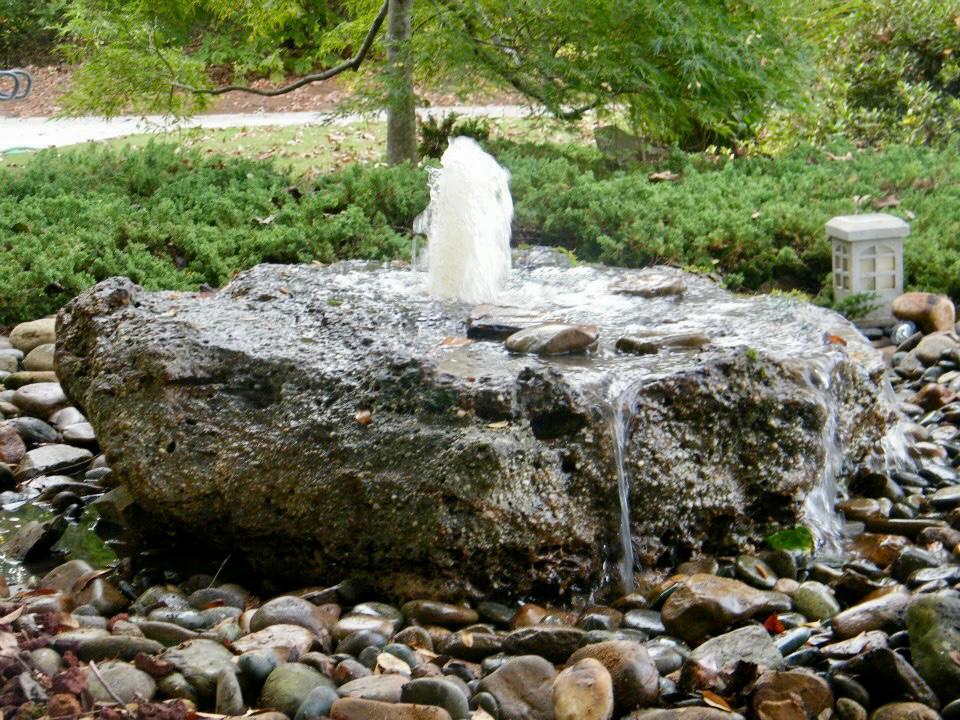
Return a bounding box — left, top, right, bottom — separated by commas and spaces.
412, 136, 904, 589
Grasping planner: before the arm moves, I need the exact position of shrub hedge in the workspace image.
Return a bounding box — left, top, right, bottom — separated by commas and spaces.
1, 140, 957, 325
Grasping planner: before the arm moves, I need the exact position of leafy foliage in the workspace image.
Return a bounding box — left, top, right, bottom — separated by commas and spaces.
0, 0, 64, 65
766, 526, 814, 553
418, 113, 491, 159
426, 1, 809, 149
0, 142, 422, 324
59, 0, 350, 116
3, 139, 958, 325
778, 0, 960, 147
57, 0, 809, 151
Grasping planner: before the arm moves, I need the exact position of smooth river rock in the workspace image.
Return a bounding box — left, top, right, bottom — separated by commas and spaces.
661, 574, 788, 644
10, 318, 56, 353
56, 257, 896, 598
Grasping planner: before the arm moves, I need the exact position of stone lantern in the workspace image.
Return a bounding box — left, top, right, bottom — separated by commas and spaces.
827, 213, 908, 319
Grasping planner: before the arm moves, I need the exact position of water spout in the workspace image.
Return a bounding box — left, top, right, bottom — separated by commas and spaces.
421, 137, 513, 303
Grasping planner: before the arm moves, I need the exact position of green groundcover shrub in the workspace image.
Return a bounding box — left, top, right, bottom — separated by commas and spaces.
1, 139, 958, 325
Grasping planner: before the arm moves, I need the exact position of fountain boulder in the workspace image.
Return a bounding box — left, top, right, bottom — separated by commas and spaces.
56, 254, 896, 599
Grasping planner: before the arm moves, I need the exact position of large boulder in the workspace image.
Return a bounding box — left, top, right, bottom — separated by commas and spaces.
56, 255, 895, 599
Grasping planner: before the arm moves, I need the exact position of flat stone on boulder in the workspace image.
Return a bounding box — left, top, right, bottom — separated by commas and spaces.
505, 323, 598, 355
467, 305, 548, 340
612, 272, 686, 298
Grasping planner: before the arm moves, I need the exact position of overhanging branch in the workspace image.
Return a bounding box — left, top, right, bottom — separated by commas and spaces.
171, 0, 389, 97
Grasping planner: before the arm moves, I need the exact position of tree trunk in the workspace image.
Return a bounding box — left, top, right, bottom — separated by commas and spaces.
385, 0, 417, 165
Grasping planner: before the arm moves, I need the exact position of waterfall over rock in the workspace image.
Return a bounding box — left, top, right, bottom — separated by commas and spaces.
56, 250, 900, 600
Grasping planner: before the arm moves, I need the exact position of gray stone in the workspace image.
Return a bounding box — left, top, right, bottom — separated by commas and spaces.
63, 422, 96, 444
913, 333, 959, 365
56, 264, 896, 597
844, 648, 940, 710
793, 581, 841, 620
337, 674, 408, 703
611, 271, 686, 298
15, 444, 92, 480
3, 371, 57, 389
295, 685, 340, 720
10, 319, 55, 353
74, 635, 164, 662
907, 591, 960, 702
685, 625, 785, 677
477, 655, 556, 720
3, 516, 66, 561
401, 678, 470, 719
7, 416, 60, 445
503, 626, 585, 663
28, 648, 63, 677
160, 638, 236, 702
23, 344, 55, 372
251, 595, 333, 637
11, 382, 68, 418
83, 660, 156, 703
157, 672, 197, 702
232, 624, 316, 661
260, 663, 336, 718
49, 406, 85, 430
216, 667, 246, 715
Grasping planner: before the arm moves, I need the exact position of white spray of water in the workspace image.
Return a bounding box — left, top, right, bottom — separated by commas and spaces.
421, 137, 513, 303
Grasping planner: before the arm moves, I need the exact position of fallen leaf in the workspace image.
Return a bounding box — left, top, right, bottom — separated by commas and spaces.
873, 194, 900, 209
72, 568, 113, 594
702, 690, 732, 711
827, 151, 853, 162
486, 421, 509, 429
648, 170, 681, 183
355, 410, 373, 426
763, 614, 786, 634
0, 606, 23, 625
440, 336, 472, 348
18, 588, 56, 598
826, 334, 848, 346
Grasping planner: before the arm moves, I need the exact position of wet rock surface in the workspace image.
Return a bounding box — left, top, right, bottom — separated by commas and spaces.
0, 274, 959, 720
55, 256, 893, 597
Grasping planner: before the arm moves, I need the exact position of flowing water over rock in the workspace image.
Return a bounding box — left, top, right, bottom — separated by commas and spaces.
57, 249, 898, 599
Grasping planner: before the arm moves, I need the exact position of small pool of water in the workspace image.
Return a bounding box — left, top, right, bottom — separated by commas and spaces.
0, 504, 117, 586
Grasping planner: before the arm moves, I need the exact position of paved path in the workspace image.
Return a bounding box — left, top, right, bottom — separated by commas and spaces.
0, 106, 531, 152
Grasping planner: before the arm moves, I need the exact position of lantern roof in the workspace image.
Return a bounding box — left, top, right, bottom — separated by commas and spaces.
826, 213, 910, 242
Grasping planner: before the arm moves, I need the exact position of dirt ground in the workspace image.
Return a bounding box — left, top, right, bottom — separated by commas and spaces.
0, 64, 520, 118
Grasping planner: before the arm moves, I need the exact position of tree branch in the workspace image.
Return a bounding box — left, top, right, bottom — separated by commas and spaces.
171, 0, 389, 97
